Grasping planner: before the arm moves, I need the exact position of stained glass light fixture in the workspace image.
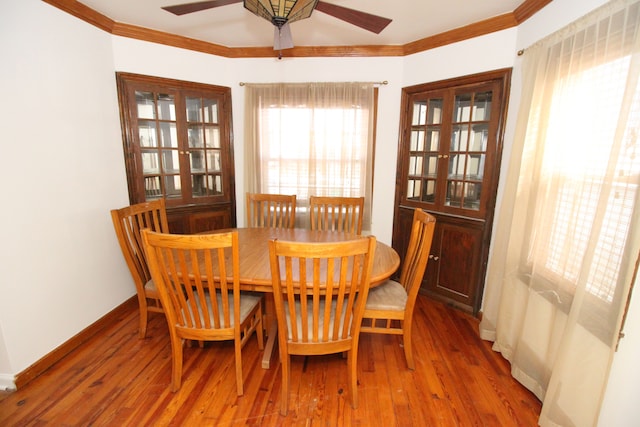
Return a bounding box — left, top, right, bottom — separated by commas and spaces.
244, 0, 317, 51
243, 0, 318, 29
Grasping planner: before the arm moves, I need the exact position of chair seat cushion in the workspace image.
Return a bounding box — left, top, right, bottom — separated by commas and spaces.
144, 279, 156, 291
365, 280, 407, 311
184, 292, 262, 328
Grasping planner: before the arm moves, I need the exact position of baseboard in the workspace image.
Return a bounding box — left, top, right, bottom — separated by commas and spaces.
14, 296, 138, 389
417, 289, 477, 316
0, 373, 16, 391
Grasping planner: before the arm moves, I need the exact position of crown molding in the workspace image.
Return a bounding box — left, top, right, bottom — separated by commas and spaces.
514, 0, 553, 22
43, 0, 551, 58
403, 13, 518, 56
43, 0, 115, 33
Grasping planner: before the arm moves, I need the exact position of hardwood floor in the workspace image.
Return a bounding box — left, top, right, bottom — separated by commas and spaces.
0, 296, 541, 426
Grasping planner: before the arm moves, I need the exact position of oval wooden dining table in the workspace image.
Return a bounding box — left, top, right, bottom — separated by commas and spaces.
207, 227, 401, 368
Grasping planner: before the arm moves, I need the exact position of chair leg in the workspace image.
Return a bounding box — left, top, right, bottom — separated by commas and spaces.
347, 347, 358, 409
256, 310, 265, 350
138, 299, 148, 339
280, 354, 290, 416
170, 336, 184, 392
403, 323, 415, 370
235, 338, 244, 396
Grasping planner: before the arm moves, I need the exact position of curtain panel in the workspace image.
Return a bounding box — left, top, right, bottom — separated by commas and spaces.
479, 0, 640, 425
243, 82, 375, 230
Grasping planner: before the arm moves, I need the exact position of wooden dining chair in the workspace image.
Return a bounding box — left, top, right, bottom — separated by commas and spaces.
141, 229, 264, 395
110, 199, 169, 339
309, 196, 365, 235
360, 208, 436, 370
246, 193, 297, 229
268, 236, 376, 415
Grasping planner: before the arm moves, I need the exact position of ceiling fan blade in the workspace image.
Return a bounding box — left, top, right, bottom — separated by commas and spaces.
315, 1, 392, 34
162, 0, 243, 16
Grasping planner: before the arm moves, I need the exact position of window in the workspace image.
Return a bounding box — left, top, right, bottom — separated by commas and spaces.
524, 55, 640, 313
244, 82, 376, 229
522, 10, 640, 340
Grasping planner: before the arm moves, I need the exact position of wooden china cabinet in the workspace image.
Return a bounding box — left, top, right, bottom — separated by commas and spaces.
116, 73, 236, 233
393, 69, 511, 315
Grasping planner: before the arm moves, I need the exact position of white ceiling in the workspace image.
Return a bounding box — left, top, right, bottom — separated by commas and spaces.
78, 0, 525, 48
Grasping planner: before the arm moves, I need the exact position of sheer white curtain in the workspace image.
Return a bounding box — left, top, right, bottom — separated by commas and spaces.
244, 82, 375, 229
479, 0, 640, 425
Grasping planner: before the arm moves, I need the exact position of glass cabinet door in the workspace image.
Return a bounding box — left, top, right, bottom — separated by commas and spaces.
402, 80, 501, 219
445, 91, 491, 211
186, 96, 223, 198
407, 97, 443, 207
136, 90, 180, 201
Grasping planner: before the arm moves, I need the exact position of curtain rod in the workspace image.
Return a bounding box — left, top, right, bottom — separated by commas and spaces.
239, 81, 388, 86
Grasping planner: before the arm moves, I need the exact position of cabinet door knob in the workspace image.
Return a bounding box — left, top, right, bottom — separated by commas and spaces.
433, 256, 439, 261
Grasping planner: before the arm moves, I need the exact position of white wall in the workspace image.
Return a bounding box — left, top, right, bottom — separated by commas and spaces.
403, 29, 518, 86
0, 0, 133, 386
2, 1, 639, 425
600, 278, 640, 426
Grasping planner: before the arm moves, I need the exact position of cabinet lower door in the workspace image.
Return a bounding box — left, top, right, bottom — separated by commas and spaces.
392, 207, 486, 314
423, 218, 483, 311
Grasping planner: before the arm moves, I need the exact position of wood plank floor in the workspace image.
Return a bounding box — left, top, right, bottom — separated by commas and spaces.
0, 296, 541, 426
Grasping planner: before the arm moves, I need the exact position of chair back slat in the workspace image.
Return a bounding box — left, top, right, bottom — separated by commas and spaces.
246, 193, 297, 229
309, 196, 364, 234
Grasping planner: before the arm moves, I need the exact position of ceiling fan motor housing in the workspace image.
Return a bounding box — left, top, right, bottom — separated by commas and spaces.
272, 16, 288, 28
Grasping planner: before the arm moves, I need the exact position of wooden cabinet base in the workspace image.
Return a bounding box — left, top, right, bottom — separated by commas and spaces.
167, 203, 235, 234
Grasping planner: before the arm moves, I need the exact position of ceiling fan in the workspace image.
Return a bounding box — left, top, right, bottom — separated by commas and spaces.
162, 0, 392, 51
